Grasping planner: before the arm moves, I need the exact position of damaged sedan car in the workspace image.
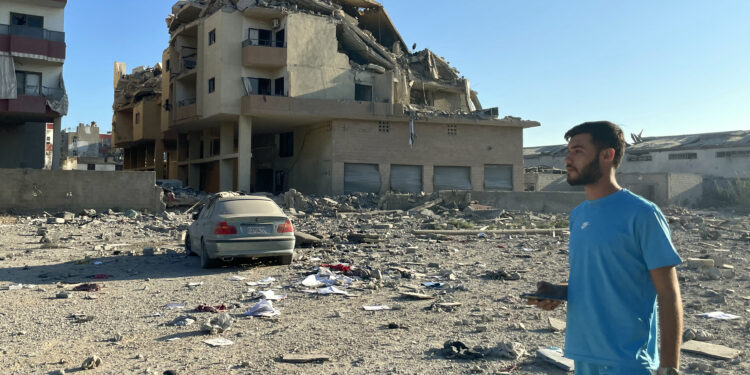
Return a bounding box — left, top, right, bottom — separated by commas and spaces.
186, 193, 295, 268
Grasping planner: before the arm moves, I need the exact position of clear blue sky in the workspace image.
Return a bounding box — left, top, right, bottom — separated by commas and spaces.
64, 1, 750, 147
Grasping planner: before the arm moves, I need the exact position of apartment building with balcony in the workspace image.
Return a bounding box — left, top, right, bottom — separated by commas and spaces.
158, 0, 538, 195
0, 0, 67, 169
112, 63, 173, 178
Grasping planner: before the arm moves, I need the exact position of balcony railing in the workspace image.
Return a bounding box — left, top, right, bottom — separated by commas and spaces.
242, 38, 284, 48
15, 85, 65, 100
0, 24, 65, 42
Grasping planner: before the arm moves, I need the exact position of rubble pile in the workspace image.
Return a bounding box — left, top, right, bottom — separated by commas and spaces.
0, 192, 748, 373
113, 63, 163, 110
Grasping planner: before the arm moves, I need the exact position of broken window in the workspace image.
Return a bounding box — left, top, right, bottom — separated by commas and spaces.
209, 29, 216, 45
668, 152, 697, 160
211, 138, 221, 156
208, 77, 215, 93
87, 164, 95, 171
279, 132, 293, 158
355, 84, 373, 101
274, 77, 285, 96
11, 13, 44, 28
15, 71, 42, 96
247, 28, 272, 47
242, 77, 272, 96
716, 150, 750, 158
165, 59, 170, 72
275, 29, 285, 48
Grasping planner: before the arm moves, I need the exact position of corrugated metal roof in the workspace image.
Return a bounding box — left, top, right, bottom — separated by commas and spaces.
628, 130, 750, 153
523, 130, 750, 157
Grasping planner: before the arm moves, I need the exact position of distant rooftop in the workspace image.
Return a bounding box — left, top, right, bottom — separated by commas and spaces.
524, 129, 750, 157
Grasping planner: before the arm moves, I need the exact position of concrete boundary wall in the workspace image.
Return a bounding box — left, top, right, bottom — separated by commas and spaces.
0, 169, 164, 213
438, 191, 585, 213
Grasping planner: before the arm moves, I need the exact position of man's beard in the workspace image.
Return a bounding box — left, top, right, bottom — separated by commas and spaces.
567, 157, 603, 186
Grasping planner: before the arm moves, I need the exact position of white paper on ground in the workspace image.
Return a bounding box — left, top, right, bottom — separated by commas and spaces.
246, 277, 276, 286
363, 305, 391, 311
203, 337, 234, 346
259, 290, 286, 301
164, 303, 186, 310
317, 286, 349, 295
696, 311, 741, 320
228, 275, 246, 281
244, 299, 280, 317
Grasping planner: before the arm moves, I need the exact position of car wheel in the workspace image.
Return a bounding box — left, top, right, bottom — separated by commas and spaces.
279, 252, 294, 265
200, 238, 216, 269
185, 234, 193, 256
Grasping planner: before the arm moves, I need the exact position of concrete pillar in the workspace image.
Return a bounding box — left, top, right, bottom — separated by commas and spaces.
471, 165, 483, 192
423, 165, 434, 194
154, 140, 165, 179
52, 117, 61, 170
219, 123, 235, 191
188, 131, 202, 190
237, 116, 252, 192
379, 163, 390, 194
332, 162, 344, 195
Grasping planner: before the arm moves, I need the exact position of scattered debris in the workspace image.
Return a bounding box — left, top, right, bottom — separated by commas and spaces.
81, 356, 102, 370
201, 313, 233, 334
681, 340, 741, 360
203, 337, 234, 347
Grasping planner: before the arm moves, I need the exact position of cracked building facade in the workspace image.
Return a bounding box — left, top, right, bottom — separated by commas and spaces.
0, 0, 67, 169
114, 0, 539, 194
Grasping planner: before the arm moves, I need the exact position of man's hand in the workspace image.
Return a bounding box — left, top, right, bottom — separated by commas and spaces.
526, 281, 568, 311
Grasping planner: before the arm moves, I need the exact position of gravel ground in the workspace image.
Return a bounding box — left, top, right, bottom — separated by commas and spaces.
0, 198, 749, 375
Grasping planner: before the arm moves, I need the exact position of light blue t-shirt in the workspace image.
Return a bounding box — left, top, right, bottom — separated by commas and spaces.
565, 189, 682, 369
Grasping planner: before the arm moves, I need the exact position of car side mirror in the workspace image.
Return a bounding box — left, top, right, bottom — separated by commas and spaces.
192, 212, 200, 220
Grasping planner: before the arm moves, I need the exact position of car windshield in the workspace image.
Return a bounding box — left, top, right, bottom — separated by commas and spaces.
214, 199, 282, 216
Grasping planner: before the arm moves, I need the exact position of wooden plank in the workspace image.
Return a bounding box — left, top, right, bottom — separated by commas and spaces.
281, 353, 331, 363
681, 340, 741, 360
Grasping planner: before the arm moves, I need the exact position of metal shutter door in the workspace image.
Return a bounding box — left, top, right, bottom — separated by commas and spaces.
484, 164, 513, 190
390, 165, 422, 193
344, 163, 381, 193
433, 166, 472, 191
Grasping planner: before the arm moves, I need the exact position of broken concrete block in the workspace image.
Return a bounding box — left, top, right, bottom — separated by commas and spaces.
686, 258, 715, 269
548, 317, 566, 332
294, 231, 321, 246
536, 347, 574, 372
681, 340, 741, 360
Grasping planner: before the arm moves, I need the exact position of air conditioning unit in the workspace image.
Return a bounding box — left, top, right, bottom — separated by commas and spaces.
272, 19, 280, 29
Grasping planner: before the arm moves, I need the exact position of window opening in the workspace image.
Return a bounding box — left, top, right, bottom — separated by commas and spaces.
355, 84, 373, 101
208, 78, 215, 93
447, 124, 457, 136
668, 153, 697, 160
378, 121, 390, 133
208, 29, 216, 45
279, 132, 293, 158
274, 77, 285, 96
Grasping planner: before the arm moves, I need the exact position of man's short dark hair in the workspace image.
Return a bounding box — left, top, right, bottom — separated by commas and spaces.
565, 121, 626, 168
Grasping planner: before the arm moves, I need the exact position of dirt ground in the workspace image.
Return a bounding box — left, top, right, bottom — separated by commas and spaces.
0, 196, 748, 375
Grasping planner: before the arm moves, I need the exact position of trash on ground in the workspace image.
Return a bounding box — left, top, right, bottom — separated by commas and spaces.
280, 353, 331, 363
399, 291, 434, 300
73, 283, 102, 292
258, 290, 286, 301
228, 275, 246, 281
363, 305, 391, 311
536, 346, 574, 372
201, 312, 233, 334
164, 303, 186, 310
244, 299, 280, 317
196, 304, 228, 313
681, 340, 741, 360
246, 277, 276, 286
696, 311, 741, 320
315, 286, 350, 296
169, 315, 196, 326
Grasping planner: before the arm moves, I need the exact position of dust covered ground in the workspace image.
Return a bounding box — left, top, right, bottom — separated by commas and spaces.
0, 194, 749, 375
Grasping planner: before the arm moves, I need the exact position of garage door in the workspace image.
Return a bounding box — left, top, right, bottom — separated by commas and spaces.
344, 163, 381, 193
390, 165, 423, 193
434, 166, 472, 191
484, 164, 513, 191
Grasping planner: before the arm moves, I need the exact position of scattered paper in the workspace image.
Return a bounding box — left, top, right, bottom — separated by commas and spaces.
316, 286, 350, 296
363, 305, 391, 311
696, 311, 741, 320
244, 299, 280, 317
246, 277, 276, 286
187, 282, 203, 287
203, 337, 234, 347
164, 303, 186, 310
228, 275, 246, 281
259, 290, 286, 301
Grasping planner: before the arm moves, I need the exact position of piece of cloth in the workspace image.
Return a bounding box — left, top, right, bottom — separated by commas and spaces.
565, 189, 682, 370
574, 360, 652, 375
0, 55, 17, 99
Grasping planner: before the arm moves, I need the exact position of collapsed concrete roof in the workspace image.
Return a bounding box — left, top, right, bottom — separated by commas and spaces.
165, 0, 534, 123
628, 130, 750, 153
113, 63, 163, 110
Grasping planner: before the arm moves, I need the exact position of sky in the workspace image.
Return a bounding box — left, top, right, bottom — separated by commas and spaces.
63, 1, 750, 147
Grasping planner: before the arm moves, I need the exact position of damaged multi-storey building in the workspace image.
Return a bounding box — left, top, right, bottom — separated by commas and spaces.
0, 0, 67, 169
113, 0, 539, 194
